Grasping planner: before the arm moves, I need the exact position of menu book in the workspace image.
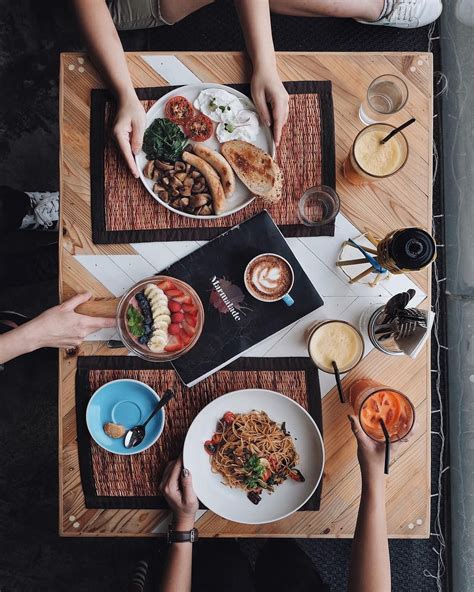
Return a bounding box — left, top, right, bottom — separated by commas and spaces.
166, 211, 324, 386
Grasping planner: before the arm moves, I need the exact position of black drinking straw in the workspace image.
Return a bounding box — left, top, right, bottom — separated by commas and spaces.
380, 117, 416, 144
332, 361, 345, 403
379, 418, 391, 475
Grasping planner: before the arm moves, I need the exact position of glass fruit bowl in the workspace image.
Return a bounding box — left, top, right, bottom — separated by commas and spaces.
117, 276, 205, 362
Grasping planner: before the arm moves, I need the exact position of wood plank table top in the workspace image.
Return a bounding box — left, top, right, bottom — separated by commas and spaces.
59, 51, 432, 538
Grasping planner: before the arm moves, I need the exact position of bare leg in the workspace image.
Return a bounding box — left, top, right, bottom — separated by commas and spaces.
160, 0, 215, 24
269, 0, 384, 21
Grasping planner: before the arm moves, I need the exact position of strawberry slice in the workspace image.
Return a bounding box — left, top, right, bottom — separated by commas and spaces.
164, 336, 183, 352
165, 289, 183, 298
168, 300, 182, 313
168, 323, 181, 335
180, 330, 192, 346
181, 320, 196, 337
184, 313, 197, 328
182, 303, 198, 315
173, 294, 192, 305
157, 280, 174, 291
171, 312, 184, 323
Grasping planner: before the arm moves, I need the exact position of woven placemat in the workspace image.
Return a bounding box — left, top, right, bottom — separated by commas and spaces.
90, 81, 335, 243
76, 356, 323, 511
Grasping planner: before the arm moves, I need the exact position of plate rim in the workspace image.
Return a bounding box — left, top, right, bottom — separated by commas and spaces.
135, 82, 274, 220
183, 387, 325, 524
85, 378, 164, 456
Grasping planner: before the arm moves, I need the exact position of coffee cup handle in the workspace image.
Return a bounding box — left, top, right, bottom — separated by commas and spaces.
282, 294, 294, 307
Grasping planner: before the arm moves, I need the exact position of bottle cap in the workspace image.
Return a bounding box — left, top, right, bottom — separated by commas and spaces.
388, 228, 436, 270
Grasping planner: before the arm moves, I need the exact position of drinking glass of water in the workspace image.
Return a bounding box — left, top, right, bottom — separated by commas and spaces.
298, 185, 340, 226
359, 74, 408, 126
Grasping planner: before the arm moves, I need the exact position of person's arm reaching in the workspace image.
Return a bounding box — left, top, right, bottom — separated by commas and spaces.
234, 0, 289, 145
0, 292, 115, 364
159, 458, 199, 592
72, 0, 145, 177
348, 415, 391, 592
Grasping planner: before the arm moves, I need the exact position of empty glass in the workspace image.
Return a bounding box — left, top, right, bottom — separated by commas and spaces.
359, 74, 409, 125
298, 185, 340, 226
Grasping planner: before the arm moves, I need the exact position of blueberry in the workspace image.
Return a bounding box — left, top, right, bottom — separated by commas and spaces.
144, 324, 152, 334
144, 315, 152, 324
138, 335, 148, 345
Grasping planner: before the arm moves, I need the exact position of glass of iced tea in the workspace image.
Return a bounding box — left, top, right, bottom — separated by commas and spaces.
349, 378, 415, 442
343, 123, 409, 185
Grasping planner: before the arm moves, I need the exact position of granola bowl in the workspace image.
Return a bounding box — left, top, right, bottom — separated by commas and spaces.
117, 276, 204, 362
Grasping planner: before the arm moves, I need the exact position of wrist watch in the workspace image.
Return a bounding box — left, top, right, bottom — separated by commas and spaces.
167, 524, 199, 544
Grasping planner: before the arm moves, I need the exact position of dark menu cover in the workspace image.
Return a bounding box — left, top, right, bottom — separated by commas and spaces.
166, 211, 324, 386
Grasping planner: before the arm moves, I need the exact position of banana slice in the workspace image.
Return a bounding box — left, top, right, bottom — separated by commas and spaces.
150, 329, 168, 341
154, 321, 170, 332
154, 314, 171, 325
148, 291, 166, 302
150, 298, 169, 310
144, 283, 161, 297
151, 304, 171, 317
152, 306, 171, 317
148, 340, 166, 352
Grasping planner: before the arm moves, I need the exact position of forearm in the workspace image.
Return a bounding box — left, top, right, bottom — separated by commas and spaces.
159, 543, 193, 592
0, 323, 41, 364
234, 0, 276, 68
72, 0, 136, 101
349, 476, 391, 592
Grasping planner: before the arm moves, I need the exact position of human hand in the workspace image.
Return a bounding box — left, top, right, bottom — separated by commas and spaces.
112, 93, 146, 178
160, 457, 199, 531
251, 65, 289, 146
26, 292, 116, 350
348, 415, 386, 482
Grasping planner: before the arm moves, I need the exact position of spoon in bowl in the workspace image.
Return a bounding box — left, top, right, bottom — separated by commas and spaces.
124, 389, 175, 449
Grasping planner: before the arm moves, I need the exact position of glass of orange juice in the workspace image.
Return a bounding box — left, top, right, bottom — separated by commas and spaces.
349, 378, 415, 442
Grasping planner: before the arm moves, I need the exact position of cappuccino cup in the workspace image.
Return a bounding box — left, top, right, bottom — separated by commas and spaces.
244, 253, 294, 306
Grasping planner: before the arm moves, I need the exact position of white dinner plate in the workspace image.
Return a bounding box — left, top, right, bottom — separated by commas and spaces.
183, 388, 325, 524
135, 83, 274, 220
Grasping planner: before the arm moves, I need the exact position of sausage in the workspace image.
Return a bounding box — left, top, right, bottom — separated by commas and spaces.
193, 144, 236, 198
182, 152, 226, 215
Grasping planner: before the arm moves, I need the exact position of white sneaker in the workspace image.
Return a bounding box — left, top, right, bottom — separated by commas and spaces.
20, 191, 59, 231
357, 0, 443, 29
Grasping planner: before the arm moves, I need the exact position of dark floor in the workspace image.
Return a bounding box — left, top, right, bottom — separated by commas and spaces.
0, 1, 447, 590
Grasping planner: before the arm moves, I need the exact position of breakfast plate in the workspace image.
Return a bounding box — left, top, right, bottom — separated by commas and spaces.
135, 83, 275, 220
86, 379, 165, 455
183, 389, 325, 524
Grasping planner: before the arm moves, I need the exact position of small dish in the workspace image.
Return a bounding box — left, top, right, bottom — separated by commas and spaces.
86, 379, 165, 455
116, 275, 204, 362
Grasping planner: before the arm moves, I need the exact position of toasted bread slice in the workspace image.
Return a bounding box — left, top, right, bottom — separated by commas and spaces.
255, 162, 283, 204
221, 141, 276, 196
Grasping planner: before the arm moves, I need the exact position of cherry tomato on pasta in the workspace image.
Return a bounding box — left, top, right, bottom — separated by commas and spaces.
223, 411, 235, 425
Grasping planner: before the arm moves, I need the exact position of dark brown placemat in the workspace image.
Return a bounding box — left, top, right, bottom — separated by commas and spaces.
90, 81, 335, 243
76, 356, 323, 511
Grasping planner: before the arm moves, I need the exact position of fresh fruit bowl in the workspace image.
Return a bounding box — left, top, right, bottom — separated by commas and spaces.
117, 276, 204, 362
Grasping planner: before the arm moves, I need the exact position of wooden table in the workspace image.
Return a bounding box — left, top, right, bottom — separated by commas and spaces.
59, 52, 432, 538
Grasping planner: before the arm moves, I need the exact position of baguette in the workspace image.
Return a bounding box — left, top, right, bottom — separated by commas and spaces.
193, 144, 236, 198
182, 152, 226, 215
221, 140, 276, 196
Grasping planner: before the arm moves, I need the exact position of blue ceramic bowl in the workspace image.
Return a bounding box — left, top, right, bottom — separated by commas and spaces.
86, 379, 165, 455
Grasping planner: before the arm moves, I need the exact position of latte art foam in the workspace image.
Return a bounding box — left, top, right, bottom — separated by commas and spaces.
245, 255, 292, 301
252, 263, 283, 294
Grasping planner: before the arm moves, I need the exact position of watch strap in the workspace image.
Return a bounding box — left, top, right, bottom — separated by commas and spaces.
167, 526, 199, 543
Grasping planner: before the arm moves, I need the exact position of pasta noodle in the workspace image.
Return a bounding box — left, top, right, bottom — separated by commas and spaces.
204, 410, 305, 505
